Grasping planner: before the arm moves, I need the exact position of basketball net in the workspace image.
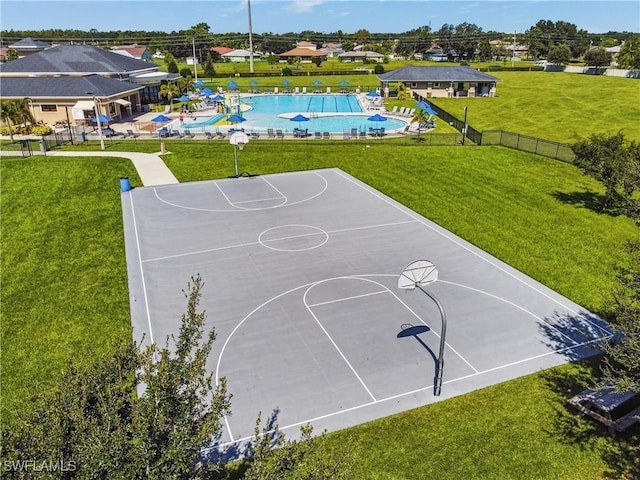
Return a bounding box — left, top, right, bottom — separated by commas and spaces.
237, 143, 244, 150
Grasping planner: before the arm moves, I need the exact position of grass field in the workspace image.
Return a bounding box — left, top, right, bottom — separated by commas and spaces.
2, 141, 639, 477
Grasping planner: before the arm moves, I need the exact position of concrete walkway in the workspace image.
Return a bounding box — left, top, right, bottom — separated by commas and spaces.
0, 149, 178, 186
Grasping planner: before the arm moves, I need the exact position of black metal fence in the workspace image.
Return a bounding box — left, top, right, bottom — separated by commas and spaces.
480, 130, 575, 163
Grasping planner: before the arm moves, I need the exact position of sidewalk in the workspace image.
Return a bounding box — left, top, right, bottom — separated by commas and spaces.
0, 149, 178, 187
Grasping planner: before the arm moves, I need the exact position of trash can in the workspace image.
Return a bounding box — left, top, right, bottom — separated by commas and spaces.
120, 177, 131, 192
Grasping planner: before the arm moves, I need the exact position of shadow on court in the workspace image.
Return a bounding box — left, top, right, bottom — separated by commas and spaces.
538, 310, 613, 362
397, 324, 437, 365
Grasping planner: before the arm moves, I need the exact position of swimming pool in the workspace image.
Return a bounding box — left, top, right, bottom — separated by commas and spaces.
171, 95, 407, 134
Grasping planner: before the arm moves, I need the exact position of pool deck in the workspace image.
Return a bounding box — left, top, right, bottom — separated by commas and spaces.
103, 93, 419, 139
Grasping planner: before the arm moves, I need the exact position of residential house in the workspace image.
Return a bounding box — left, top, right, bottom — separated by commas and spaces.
338, 51, 384, 63
377, 66, 498, 98
7, 37, 52, 57
321, 43, 344, 58
221, 49, 261, 62
278, 48, 327, 63
296, 41, 316, 50
110, 45, 153, 62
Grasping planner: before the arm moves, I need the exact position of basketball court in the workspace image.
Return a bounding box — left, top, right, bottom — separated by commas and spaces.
120, 167, 612, 458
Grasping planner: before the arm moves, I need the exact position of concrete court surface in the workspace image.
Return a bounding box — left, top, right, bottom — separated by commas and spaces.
120, 167, 612, 456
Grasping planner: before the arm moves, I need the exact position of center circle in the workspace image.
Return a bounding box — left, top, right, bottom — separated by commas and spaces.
258, 224, 329, 252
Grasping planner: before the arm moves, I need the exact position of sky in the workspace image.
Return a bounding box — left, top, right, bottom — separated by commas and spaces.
1, 0, 638, 35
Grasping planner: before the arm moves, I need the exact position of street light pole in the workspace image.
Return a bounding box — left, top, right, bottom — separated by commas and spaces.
92, 95, 105, 150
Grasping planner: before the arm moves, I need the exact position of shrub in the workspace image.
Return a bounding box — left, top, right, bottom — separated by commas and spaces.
31, 125, 53, 136
281, 66, 293, 76
374, 64, 385, 74
179, 67, 193, 78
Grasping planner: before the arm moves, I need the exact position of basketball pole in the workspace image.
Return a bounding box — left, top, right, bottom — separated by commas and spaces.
233, 143, 239, 177
416, 284, 447, 396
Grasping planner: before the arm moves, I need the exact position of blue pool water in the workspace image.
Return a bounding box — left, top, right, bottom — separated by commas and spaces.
172, 95, 407, 134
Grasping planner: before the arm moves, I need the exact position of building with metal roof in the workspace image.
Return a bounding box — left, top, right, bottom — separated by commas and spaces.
377, 66, 498, 98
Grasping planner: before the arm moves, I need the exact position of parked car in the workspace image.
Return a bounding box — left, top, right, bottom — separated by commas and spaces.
568, 383, 640, 434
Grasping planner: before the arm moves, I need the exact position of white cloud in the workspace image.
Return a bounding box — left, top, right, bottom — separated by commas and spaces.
284, 0, 326, 13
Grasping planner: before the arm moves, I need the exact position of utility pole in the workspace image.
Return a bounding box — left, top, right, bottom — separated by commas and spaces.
192, 37, 198, 81
248, 0, 255, 74
512, 30, 516, 67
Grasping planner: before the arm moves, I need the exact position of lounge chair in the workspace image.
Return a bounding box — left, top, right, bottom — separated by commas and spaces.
267, 128, 275, 139
359, 130, 366, 139
215, 131, 226, 140
406, 108, 415, 117
275, 129, 284, 139
314, 131, 322, 139
125, 129, 140, 139
205, 132, 214, 142
322, 132, 330, 140
250, 132, 260, 140
350, 128, 358, 139
390, 106, 398, 114
343, 129, 351, 140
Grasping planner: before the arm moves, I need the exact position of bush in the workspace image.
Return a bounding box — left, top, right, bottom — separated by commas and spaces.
374, 64, 385, 74
281, 66, 293, 76
179, 67, 193, 78
31, 125, 52, 136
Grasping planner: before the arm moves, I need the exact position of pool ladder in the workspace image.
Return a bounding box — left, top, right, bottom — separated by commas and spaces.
309, 110, 319, 118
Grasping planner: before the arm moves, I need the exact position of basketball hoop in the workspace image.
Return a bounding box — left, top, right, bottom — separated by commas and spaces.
229, 131, 250, 177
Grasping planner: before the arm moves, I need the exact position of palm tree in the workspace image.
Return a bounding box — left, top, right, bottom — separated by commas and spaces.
159, 83, 179, 112
1, 98, 36, 142
15, 97, 35, 130
0, 100, 22, 143
411, 108, 429, 142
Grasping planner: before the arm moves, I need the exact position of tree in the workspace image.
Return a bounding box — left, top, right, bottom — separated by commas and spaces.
547, 44, 572, 65
617, 35, 640, 69
602, 240, 640, 394
204, 53, 216, 79
160, 82, 179, 109
395, 82, 410, 101
0, 98, 34, 142
1, 276, 232, 479
6, 48, 18, 61
411, 108, 430, 142
583, 47, 612, 73
570, 132, 640, 214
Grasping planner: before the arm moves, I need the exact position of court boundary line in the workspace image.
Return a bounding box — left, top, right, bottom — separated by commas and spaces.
128, 193, 154, 345
333, 169, 613, 337
152, 171, 329, 213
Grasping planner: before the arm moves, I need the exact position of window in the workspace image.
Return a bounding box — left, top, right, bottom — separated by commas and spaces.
40, 105, 57, 112
410, 83, 418, 88
433, 83, 440, 88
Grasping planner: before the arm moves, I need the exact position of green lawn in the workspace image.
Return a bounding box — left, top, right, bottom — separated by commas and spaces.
429, 71, 640, 143
2, 142, 639, 478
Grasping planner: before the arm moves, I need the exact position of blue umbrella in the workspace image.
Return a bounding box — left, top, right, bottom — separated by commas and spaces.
312, 79, 323, 86
201, 87, 213, 96
210, 94, 224, 102
282, 79, 291, 86
367, 113, 387, 122
249, 79, 259, 86
193, 80, 205, 87
338, 79, 349, 85
227, 80, 239, 89
290, 113, 310, 129
177, 95, 190, 102
151, 114, 172, 123
366, 91, 380, 98
91, 114, 113, 123
415, 100, 438, 116
228, 114, 246, 124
